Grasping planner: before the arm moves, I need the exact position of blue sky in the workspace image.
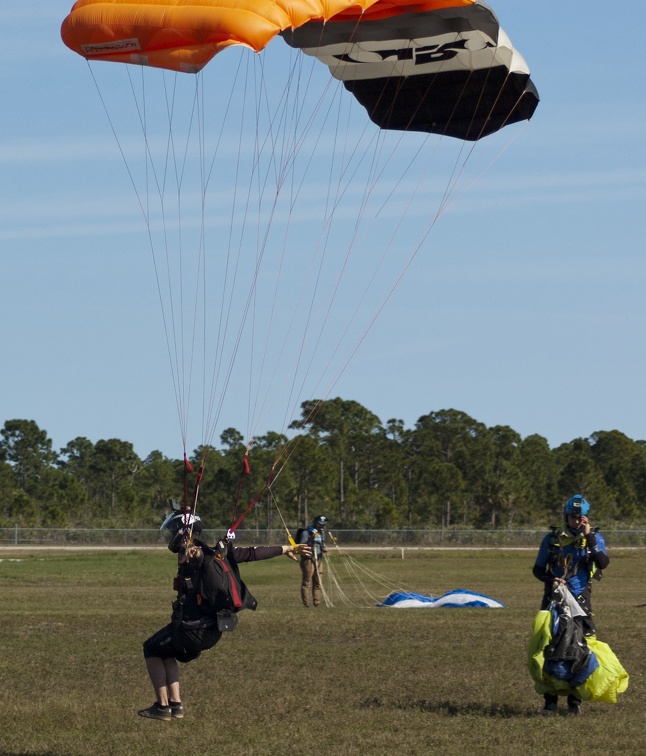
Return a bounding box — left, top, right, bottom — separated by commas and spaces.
2, 2, 646, 461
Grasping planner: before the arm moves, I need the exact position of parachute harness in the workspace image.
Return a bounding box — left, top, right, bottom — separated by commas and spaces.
547, 527, 601, 584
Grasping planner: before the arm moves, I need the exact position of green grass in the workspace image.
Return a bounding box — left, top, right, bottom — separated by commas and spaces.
0, 548, 643, 755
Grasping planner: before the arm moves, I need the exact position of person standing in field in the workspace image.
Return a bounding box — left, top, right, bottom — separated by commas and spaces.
532, 494, 609, 715
297, 515, 328, 608
138, 510, 307, 721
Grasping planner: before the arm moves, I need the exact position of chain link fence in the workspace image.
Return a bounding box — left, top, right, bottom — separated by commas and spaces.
1, 527, 644, 547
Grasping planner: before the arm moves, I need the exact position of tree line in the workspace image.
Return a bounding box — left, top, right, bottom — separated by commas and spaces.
1, 398, 645, 530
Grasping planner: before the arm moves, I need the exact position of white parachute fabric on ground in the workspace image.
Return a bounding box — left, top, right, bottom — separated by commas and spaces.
377, 589, 504, 608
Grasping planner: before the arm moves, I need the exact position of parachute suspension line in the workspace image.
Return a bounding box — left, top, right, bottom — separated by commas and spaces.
323, 552, 390, 607
358, 34, 474, 227
243, 50, 359, 443
242, 49, 339, 439
136, 67, 206, 451
190, 458, 206, 514
231, 446, 252, 525
263, 137, 399, 451
168, 73, 202, 449
321, 531, 416, 608
195, 71, 214, 450
245, 54, 265, 444
254, 69, 387, 442
426, 65, 533, 224
244, 48, 306, 441
332, 31, 496, 232
211, 49, 335, 445
194, 70, 207, 447
201, 54, 253, 449
193, 50, 300, 450
104, 60, 210, 451
244, 55, 360, 442
269, 46, 530, 428
424, 47, 533, 221
178, 49, 295, 453
125, 67, 188, 422
235, 39, 436, 479
182, 453, 194, 512
86, 62, 193, 448
202, 52, 276, 447
433, 120, 529, 225
235, 47, 519, 532
265, 488, 299, 552
427, 72, 491, 222
229, 459, 275, 536
272, 34, 486, 438
157, 73, 187, 444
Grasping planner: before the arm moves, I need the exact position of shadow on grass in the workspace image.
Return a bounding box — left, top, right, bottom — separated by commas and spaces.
360, 696, 537, 718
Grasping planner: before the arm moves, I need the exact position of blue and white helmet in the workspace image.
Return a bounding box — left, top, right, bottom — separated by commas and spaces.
161, 510, 202, 552
563, 494, 590, 519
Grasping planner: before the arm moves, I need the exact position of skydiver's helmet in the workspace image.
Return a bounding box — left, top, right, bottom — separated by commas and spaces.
313, 515, 327, 530
563, 494, 590, 525
161, 510, 203, 553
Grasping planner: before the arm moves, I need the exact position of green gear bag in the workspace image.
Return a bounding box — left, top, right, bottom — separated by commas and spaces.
528, 610, 629, 702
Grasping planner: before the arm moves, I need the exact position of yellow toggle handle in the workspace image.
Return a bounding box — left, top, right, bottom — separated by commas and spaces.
288, 534, 301, 554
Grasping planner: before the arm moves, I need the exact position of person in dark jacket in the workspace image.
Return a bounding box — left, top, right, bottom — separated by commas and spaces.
532, 494, 609, 715
138, 510, 307, 721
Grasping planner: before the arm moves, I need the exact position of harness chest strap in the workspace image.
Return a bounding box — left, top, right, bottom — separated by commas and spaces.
547, 529, 601, 580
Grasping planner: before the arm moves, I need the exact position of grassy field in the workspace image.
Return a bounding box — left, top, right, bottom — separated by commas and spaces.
0, 547, 642, 756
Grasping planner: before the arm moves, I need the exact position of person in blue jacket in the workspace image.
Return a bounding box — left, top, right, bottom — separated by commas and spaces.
532, 494, 609, 715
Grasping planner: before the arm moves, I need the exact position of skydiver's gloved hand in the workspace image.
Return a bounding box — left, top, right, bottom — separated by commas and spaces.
298, 544, 313, 559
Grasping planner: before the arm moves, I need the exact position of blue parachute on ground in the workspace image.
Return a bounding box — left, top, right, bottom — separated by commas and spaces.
378, 589, 504, 608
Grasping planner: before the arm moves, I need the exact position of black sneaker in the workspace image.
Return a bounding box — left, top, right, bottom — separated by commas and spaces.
170, 702, 184, 719
567, 697, 581, 716
541, 694, 558, 715
138, 703, 172, 721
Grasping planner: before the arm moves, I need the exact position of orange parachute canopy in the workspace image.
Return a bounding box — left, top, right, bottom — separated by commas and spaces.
61, 0, 476, 73
62, 0, 538, 140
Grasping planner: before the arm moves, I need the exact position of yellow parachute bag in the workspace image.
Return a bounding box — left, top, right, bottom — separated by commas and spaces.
528, 610, 629, 703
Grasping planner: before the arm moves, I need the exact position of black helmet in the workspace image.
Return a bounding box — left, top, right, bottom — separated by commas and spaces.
161, 510, 203, 553
313, 515, 327, 529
